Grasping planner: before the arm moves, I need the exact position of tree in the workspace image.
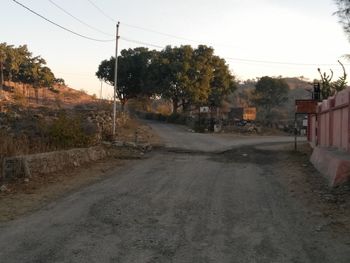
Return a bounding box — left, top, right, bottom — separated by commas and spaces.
334, 0, 350, 40
149, 45, 195, 112
54, 78, 65, 86
96, 47, 156, 110
0, 42, 60, 93
0, 43, 6, 90
208, 55, 236, 107
151, 45, 236, 113
252, 76, 289, 122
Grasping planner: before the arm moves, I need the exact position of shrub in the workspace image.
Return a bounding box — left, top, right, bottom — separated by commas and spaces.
166, 113, 187, 124
13, 90, 27, 106
44, 113, 93, 149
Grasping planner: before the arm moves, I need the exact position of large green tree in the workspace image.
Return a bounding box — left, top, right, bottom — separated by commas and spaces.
96, 47, 156, 109
0, 42, 58, 89
97, 45, 236, 113
208, 55, 237, 107
150, 45, 236, 112
252, 76, 289, 121
150, 45, 195, 112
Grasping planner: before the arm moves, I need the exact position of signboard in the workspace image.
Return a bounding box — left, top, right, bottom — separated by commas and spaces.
200, 106, 210, 113
295, 100, 317, 114
302, 119, 308, 127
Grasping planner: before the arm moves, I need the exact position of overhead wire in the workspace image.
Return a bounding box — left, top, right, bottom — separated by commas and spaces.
47, 0, 113, 37
11, 0, 115, 42
12, 0, 349, 68
86, 0, 117, 23
120, 37, 164, 49
224, 57, 350, 67
85, 0, 239, 48
84, 0, 349, 67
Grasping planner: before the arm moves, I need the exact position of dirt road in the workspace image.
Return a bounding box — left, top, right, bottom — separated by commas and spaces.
0, 122, 349, 262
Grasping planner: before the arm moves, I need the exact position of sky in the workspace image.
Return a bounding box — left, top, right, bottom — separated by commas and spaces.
1, 0, 350, 98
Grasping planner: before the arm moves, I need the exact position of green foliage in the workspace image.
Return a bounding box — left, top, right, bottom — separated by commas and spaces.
0, 42, 61, 88
252, 76, 289, 121
45, 113, 92, 148
318, 60, 347, 99
96, 48, 157, 108
54, 78, 65, 86
141, 111, 187, 125
150, 45, 236, 112
317, 68, 333, 99
96, 45, 236, 113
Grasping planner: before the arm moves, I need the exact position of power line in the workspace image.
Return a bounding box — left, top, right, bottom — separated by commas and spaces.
224, 57, 350, 67
12, 0, 115, 42
12, 0, 349, 68
84, 0, 239, 48
118, 34, 350, 67
122, 22, 206, 44
47, 0, 113, 37
120, 37, 164, 49
86, 0, 117, 23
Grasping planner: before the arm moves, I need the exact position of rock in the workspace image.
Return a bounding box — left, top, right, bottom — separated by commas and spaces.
33, 113, 44, 119
315, 225, 323, 232
24, 178, 30, 183
102, 141, 112, 146
113, 141, 124, 147
125, 142, 137, 148
0, 185, 8, 192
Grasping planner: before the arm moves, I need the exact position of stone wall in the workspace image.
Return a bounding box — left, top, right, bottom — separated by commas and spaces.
2, 146, 108, 181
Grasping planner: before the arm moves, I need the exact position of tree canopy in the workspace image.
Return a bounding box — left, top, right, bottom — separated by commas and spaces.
96, 47, 157, 108
96, 45, 236, 112
334, 0, 350, 40
0, 42, 61, 89
252, 76, 289, 121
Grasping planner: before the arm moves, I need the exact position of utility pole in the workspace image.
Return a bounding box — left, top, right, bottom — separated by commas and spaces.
113, 22, 120, 137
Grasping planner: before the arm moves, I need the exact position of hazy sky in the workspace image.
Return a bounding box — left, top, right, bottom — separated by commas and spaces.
2, 0, 350, 97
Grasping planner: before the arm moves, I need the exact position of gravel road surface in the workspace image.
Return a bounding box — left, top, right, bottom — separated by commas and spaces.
0, 122, 348, 263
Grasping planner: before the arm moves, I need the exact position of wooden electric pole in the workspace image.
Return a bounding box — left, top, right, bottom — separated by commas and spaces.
113, 22, 120, 137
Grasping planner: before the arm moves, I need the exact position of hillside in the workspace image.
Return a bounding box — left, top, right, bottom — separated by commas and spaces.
228, 77, 311, 107
226, 77, 313, 124
0, 81, 96, 109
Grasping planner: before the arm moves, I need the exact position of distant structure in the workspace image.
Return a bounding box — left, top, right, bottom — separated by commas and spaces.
228, 107, 256, 121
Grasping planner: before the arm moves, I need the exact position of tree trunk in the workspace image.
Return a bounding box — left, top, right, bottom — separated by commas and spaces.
172, 98, 179, 114
121, 99, 127, 112
0, 61, 3, 91
35, 88, 39, 104
182, 99, 189, 113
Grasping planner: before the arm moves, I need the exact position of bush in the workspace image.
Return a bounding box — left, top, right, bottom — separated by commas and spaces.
166, 113, 187, 125
13, 90, 27, 106
44, 113, 94, 149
